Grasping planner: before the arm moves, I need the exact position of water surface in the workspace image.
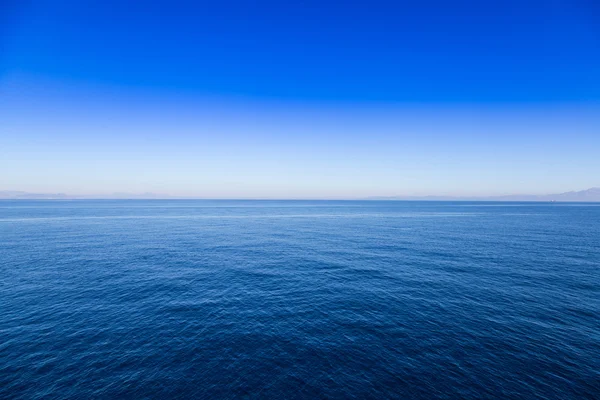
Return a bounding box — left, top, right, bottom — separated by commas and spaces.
1, 200, 599, 398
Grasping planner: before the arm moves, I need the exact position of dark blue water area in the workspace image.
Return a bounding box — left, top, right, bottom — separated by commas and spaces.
1, 200, 599, 399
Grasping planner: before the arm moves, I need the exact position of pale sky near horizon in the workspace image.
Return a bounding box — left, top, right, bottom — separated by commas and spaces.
2, 1, 599, 199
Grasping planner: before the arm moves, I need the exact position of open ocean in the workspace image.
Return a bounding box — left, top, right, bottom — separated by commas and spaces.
1, 200, 599, 399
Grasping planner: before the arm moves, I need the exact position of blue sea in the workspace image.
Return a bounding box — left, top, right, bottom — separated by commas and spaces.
1, 200, 599, 399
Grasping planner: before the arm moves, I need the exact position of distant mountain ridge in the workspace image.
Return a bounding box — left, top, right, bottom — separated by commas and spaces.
1, 188, 600, 201
496, 187, 600, 202
0, 191, 70, 199
0, 191, 172, 200
367, 187, 600, 202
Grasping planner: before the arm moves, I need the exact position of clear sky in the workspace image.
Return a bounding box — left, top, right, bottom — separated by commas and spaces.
1, 0, 599, 198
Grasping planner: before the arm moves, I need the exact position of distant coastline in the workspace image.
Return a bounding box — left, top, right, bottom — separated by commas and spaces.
365, 187, 600, 202
1, 188, 599, 202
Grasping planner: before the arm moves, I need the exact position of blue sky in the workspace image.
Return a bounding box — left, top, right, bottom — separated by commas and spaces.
1, 0, 599, 198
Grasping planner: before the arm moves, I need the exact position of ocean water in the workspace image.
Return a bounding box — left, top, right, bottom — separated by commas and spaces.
1, 200, 599, 399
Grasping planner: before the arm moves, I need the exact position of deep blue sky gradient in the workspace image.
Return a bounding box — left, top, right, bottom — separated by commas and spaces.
1, 1, 599, 197
4, 0, 600, 102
